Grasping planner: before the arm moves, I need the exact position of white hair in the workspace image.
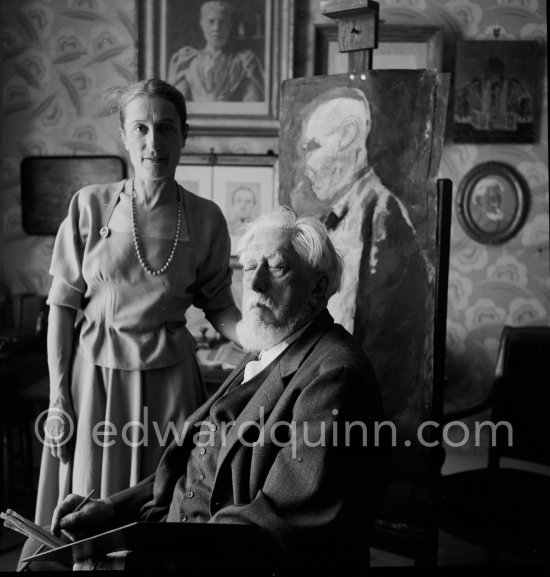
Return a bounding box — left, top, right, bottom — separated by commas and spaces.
236, 207, 344, 299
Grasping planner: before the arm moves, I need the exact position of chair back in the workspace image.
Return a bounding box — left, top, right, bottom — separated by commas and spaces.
490, 325, 550, 469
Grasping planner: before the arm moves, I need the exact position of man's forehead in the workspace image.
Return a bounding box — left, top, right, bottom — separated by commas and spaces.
303, 115, 322, 139
242, 227, 294, 260
304, 111, 334, 141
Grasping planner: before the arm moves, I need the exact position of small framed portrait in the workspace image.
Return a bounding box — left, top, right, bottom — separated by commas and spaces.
212, 164, 278, 254
452, 41, 540, 143
175, 164, 213, 199
138, 0, 294, 136
178, 152, 279, 255
456, 162, 530, 245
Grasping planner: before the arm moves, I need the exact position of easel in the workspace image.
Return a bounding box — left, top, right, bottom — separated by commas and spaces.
321, 0, 380, 72
320, 0, 452, 567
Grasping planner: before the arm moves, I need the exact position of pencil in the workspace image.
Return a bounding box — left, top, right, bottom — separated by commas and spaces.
73, 489, 96, 513
59, 489, 96, 542
19, 489, 96, 570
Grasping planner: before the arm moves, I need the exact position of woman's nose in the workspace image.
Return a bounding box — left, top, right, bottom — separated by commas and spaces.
145, 128, 158, 149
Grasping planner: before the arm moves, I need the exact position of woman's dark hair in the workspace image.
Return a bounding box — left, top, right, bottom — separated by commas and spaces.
111, 79, 188, 134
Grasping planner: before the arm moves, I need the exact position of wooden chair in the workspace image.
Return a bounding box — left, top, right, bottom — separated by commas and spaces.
438, 324, 550, 565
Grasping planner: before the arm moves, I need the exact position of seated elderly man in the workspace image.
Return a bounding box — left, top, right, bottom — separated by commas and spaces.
19, 208, 388, 573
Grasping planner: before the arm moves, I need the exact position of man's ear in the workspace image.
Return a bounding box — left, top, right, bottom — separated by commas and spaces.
310, 275, 328, 306
338, 118, 359, 150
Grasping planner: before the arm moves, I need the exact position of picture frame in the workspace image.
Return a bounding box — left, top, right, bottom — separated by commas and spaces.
314, 24, 443, 76
452, 41, 539, 143
138, 0, 294, 136
175, 164, 213, 199
178, 152, 279, 255
456, 161, 530, 246
20, 155, 127, 235
213, 165, 277, 254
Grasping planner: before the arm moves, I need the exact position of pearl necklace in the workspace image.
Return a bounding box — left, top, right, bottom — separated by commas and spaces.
131, 179, 181, 276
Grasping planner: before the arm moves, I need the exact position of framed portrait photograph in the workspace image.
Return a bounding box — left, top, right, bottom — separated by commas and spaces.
212, 164, 278, 254
139, 0, 294, 136
175, 164, 213, 199
177, 152, 278, 255
452, 41, 539, 143
456, 162, 530, 245
314, 24, 443, 76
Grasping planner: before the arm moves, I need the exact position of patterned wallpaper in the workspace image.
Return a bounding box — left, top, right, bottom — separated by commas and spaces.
0, 0, 548, 430
0, 0, 136, 298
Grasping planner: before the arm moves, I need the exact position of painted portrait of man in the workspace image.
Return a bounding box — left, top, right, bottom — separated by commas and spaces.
280, 71, 448, 435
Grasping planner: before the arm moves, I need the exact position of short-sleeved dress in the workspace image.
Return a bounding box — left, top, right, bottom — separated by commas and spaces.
35, 180, 235, 526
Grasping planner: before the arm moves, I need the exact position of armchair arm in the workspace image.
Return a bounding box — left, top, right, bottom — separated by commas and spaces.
441, 376, 502, 424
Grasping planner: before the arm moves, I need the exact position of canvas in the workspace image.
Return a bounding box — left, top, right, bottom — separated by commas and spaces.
279, 69, 449, 534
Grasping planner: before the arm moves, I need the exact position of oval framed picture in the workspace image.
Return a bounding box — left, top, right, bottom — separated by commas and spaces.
456, 161, 530, 245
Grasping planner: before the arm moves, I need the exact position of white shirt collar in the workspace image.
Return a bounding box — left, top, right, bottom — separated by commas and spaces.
242, 321, 313, 383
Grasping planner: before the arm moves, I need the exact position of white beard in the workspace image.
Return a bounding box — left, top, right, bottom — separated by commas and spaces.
236, 299, 313, 353
236, 313, 291, 353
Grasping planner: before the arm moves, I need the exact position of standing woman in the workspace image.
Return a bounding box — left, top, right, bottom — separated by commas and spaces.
35, 79, 241, 526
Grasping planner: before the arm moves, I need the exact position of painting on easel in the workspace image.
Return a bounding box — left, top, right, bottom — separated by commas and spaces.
279, 69, 449, 477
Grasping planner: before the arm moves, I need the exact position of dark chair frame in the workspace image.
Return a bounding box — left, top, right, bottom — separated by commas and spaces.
438, 324, 550, 565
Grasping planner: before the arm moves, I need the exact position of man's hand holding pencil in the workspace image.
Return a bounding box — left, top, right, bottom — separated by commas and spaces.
11, 489, 127, 571
51, 489, 114, 542
52, 489, 127, 571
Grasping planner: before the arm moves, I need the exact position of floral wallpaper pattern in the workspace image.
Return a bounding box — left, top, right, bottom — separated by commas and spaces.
0, 0, 136, 299
1, 1, 548, 438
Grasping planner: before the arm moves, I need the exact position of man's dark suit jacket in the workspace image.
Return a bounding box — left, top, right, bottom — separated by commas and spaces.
108, 309, 388, 572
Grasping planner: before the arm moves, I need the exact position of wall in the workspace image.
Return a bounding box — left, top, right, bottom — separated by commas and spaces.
1, 0, 548, 438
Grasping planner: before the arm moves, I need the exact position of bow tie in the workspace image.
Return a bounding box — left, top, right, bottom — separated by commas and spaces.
324, 207, 348, 231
